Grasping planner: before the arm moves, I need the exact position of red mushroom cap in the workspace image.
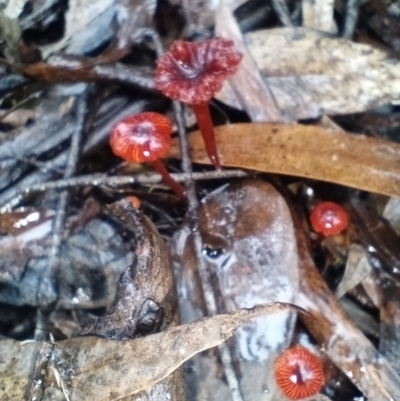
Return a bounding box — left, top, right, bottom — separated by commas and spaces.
110, 112, 173, 164
310, 201, 349, 237
274, 345, 325, 400
154, 37, 242, 104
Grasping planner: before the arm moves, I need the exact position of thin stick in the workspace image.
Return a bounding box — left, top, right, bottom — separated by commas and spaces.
0, 91, 42, 123
34, 85, 90, 339
343, 0, 362, 39
0, 169, 248, 212
173, 101, 244, 401
271, 0, 293, 27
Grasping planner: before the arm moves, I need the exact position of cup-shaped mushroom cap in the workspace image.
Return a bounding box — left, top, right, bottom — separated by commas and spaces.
310, 201, 349, 236
154, 37, 242, 104
110, 112, 173, 163
274, 346, 325, 400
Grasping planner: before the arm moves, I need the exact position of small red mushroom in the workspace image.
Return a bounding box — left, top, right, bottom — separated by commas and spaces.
126, 195, 141, 209
274, 345, 325, 400
154, 37, 242, 169
310, 201, 348, 237
110, 112, 185, 199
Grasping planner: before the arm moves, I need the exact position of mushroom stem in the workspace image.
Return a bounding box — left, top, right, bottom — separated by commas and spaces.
151, 159, 185, 200
191, 102, 221, 169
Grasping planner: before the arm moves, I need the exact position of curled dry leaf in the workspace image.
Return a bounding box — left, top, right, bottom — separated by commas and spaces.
0, 303, 300, 401
80, 199, 179, 339
80, 198, 185, 400
169, 123, 400, 198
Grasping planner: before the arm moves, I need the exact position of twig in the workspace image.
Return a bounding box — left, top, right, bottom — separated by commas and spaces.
34, 86, 90, 340
173, 101, 244, 401
0, 151, 69, 207
0, 90, 42, 123
15, 156, 64, 174
343, 0, 362, 39
0, 170, 249, 213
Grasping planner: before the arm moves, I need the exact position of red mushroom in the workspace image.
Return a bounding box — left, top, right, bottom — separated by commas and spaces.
310, 201, 348, 237
110, 112, 185, 199
274, 345, 325, 400
154, 37, 242, 169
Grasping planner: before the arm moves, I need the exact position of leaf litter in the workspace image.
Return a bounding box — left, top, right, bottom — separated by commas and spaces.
1, 0, 400, 400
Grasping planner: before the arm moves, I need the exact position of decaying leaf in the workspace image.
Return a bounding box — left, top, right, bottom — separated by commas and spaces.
293, 203, 400, 401
40, 0, 115, 56
79, 198, 185, 401
167, 0, 218, 37
80, 199, 179, 339
169, 123, 400, 198
0, 303, 299, 401
170, 178, 400, 400
335, 244, 373, 299
0, 198, 131, 309
172, 179, 299, 400
243, 27, 400, 120
0, 8, 22, 63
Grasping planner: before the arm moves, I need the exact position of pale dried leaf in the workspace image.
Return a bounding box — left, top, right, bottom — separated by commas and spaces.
47, 0, 114, 56
383, 197, 400, 234
166, 0, 220, 36
336, 244, 372, 298
3, 0, 28, 18
302, 0, 337, 33
169, 123, 400, 198
0, 303, 297, 401
243, 28, 400, 120
0, 10, 21, 62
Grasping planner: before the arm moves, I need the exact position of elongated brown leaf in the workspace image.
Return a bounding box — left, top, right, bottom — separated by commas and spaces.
0, 303, 300, 401
169, 123, 400, 197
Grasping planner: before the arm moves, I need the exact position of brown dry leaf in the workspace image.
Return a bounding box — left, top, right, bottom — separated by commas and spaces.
0, 303, 299, 401
217, 27, 400, 121
169, 123, 400, 198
